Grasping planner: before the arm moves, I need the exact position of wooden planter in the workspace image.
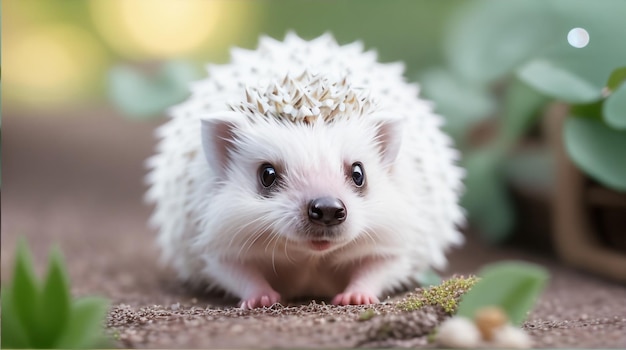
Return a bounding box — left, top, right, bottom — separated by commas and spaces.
547, 103, 626, 283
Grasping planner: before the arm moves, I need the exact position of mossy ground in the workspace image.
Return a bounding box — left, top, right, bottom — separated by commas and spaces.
398, 275, 478, 313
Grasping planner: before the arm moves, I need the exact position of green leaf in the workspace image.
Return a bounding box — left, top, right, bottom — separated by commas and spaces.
444, 0, 557, 84
503, 148, 555, 191
603, 83, 626, 130
108, 60, 200, 119
571, 99, 604, 122
517, 0, 626, 104
11, 239, 42, 346
606, 66, 626, 92
497, 77, 549, 148
443, 0, 626, 101
416, 269, 442, 288
38, 247, 71, 346
418, 67, 496, 145
517, 59, 602, 103
461, 149, 514, 242
1, 287, 32, 348
564, 117, 626, 192
55, 297, 109, 349
457, 261, 549, 325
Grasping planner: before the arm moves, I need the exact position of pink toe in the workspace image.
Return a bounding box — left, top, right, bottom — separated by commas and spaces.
240, 291, 281, 309
332, 292, 380, 306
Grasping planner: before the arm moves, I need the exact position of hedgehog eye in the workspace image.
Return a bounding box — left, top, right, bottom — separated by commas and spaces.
259, 163, 277, 188
351, 162, 365, 187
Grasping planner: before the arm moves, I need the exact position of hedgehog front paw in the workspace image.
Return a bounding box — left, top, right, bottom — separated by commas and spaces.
332, 291, 380, 306
239, 290, 281, 310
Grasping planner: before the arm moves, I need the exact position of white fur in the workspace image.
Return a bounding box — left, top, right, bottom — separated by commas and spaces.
145, 33, 465, 304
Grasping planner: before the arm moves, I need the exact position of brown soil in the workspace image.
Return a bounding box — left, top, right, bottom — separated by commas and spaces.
2, 108, 625, 348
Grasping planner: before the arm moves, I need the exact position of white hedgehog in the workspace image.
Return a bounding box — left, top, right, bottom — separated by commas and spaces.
145, 33, 465, 309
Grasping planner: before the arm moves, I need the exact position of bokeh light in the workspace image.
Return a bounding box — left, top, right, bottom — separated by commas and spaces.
567, 27, 590, 48
3, 23, 107, 107
89, 0, 235, 59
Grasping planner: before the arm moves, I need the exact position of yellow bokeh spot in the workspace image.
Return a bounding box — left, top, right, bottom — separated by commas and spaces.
3, 24, 106, 107
90, 0, 231, 59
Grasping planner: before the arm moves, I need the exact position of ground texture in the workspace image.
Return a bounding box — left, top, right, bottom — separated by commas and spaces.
2, 109, 626, 348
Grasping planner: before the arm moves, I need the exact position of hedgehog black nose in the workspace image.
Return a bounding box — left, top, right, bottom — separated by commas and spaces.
308, 197, 347, 226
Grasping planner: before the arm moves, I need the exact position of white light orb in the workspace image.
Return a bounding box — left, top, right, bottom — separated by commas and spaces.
567, 28, 590, 48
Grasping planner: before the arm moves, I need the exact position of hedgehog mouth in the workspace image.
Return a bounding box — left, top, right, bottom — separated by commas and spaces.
308, 239, 333, 251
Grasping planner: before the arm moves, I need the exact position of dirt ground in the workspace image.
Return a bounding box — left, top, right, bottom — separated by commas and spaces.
2, 108, 625, 348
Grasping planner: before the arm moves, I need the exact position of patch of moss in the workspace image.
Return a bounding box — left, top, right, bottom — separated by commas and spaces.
358, 308, 376, 321
398, 275, 478, 314
426, 329, 438, 344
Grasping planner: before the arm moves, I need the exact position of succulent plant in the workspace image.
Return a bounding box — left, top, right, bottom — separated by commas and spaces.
420, 0, 626, 242
1, 239, 110, 349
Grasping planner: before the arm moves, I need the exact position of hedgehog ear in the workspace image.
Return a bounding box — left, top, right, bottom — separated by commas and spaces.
201, 115, 241, 177
374, 117, 404, 168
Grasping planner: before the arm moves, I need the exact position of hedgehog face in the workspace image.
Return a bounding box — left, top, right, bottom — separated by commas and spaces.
200, 112, 405, 255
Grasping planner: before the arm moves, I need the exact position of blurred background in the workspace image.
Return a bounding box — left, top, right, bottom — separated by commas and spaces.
3, 0, 459, 110
2, 0, 626, 289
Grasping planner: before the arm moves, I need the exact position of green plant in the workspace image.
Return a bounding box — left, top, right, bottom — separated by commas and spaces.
456, 261, 549, 326
399, 262, 548, 325
419, 0, 626, 242
416, 268, 443, 287
399, 275, 478, 313
108, 60, 201, 119
1, 239, 111, 349
358, 308, 376, 321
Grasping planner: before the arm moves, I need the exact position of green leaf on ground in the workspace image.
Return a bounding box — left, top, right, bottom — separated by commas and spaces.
11, 239, 42, 345
39, 247, 71, 346
456, 262, 549, 325
3, 238, 112, 349
55, 297, 110, 349
1, 288, 31, 348
603, 83, 626, 130
564, 117, 626, 192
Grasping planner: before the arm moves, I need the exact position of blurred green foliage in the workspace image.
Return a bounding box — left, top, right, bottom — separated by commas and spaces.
416, 269, 443, 288
399, 275, 479, 314
421, 0, 626, 242
456, 261, 549, 326
104, 1, 461, 118
108, 61, 202, 119
1, 239, 111, 349
6, 0, 463, 110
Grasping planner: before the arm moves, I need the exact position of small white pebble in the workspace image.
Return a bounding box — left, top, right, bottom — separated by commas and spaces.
170, 303, 180, 310
437, 317, 482, 348
490, 325, 532, 349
